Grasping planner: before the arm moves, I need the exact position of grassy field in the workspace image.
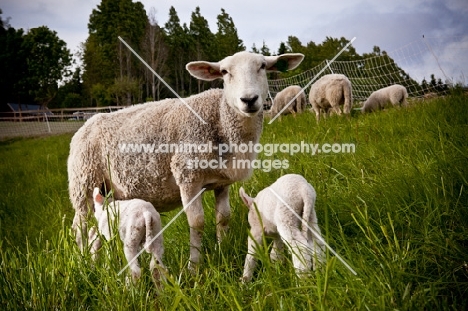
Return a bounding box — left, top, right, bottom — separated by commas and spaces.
0, 93, 467, 310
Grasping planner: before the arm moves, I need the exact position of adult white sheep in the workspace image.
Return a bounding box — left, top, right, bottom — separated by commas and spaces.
68, 51, 304, 270
88, 188, 166, 285
269, 85, 307, 117
361, 84, 408, 113
309, 74, 353, 121
239, 174, 325, 282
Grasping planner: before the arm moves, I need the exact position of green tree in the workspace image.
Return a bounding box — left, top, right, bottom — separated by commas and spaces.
260, 41, 271, 56
83, 0, 147, 105
277, 42, 289, 55
188, 6, 215, 93
164, 6, 191, 96
318, 37, 358, 62
21, 26, 72, 107
250, 41, 270, 55
51, 67, 84, 108
250, 43, 260, 54
142, 7, 169, 101
215, 8, 245, 59
0, 10, 29, 107
109, 76, 139, 106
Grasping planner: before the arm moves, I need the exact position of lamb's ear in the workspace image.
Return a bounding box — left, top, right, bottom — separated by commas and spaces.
93, 187, 104, 205
239, 187, 254, 207
186, 61, 222, 81
265, 53, 304, 72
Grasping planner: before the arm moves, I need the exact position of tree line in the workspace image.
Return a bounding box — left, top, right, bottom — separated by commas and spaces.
0, 1, 446, 110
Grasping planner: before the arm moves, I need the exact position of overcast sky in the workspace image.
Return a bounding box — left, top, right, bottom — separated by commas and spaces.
2, 0, 468, 84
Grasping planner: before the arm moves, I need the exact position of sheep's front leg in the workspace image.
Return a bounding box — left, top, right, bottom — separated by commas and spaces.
312, 104, 321, 121
180, 184, 205, 271
215, 186, 230, 243
72, 211, 88, 252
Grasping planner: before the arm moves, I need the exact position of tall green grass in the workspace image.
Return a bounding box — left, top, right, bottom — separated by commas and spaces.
1, 94, 467, 310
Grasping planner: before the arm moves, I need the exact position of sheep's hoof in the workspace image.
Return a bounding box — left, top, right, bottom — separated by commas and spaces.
188, 261, 200, 275
240, 275, 251, 283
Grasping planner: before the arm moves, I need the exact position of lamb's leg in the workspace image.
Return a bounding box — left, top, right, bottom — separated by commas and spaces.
146, 219, 167, 287
123, 225, 146, 284
306, 219, 326, 270
149, 250, 167, 289
242, 228, 263, 282
124, 245, 142, 284
215, 186, 230, 243
88, 226, 102, 261
270, 237, 285, 263
277, 223, 311, 276
180, 183, 205, 271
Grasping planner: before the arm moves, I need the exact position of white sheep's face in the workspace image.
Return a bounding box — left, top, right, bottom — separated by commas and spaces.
186, 51, 305, 118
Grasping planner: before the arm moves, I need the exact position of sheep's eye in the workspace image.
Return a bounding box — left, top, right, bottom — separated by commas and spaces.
221, 69, 228, 76
260, 63, 266, 70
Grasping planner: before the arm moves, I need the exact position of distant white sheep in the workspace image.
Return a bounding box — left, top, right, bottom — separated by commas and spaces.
239, 174, 325, 282
269, 85, 307, 117
88, 188, 166, 285
309, 74, 353, 121
68, 51, 304, 269
361, 84, 408, 113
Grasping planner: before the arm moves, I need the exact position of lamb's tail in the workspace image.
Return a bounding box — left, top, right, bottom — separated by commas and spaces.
302, 186, 326, 265
301, 187, 317, 238
144, 211, 158, 252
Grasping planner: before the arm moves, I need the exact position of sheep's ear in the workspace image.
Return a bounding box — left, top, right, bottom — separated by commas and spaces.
239, 187, 253, 207
265, 53, 304, 72
186, 61, 222, 81
93, 187, 104, 205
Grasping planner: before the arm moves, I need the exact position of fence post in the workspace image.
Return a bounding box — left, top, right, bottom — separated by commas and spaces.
44, 113, 51, 133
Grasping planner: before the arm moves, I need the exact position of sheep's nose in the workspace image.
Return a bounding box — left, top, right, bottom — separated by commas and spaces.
240, 95, 259, 107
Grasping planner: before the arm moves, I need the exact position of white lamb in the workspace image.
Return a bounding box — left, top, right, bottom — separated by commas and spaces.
269, 85, 307, 117
309, 74, 353, 121
239, 174, 325, 282
361, 84, 408, 113
68, 51, 304, 269
88, 188, 166, 285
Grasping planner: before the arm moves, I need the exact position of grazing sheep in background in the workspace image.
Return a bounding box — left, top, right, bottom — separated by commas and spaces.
68, 51, 304, 270
361, 84, 408, 113
239, 174, 325, 282
309, 74, 353, 121
269, 85, 307, 117
89, 188, 166, 285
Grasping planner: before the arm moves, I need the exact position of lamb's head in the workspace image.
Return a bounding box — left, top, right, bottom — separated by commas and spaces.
186, 51, 304, 117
